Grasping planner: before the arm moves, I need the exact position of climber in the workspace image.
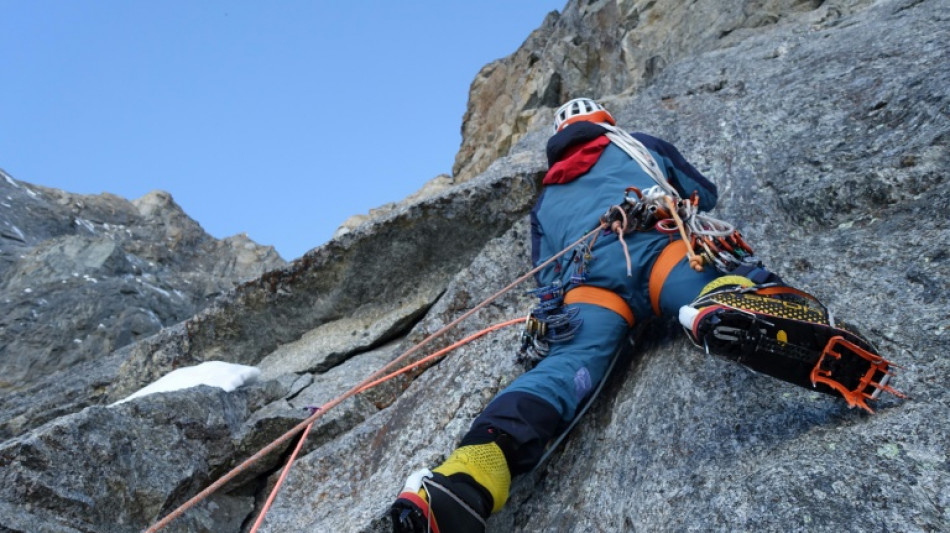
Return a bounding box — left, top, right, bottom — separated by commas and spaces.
389, 97, 899, 533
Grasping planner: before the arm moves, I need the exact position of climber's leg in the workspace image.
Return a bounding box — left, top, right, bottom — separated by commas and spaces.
653, 257, 723, 317
391, 304, 628, 532
501, 304, 629, 422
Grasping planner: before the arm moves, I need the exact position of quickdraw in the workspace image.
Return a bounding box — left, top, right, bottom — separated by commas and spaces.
517, 281, 583, 369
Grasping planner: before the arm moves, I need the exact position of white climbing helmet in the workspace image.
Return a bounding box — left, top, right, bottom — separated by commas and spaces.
553, 97, 616, 133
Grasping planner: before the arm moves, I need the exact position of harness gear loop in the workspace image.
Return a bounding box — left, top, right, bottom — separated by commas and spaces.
597, 124, 759, 278
601, 183, 763, 281
518, 281, 584, 369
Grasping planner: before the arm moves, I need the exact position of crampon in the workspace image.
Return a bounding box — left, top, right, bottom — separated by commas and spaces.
682, 285, 905, 413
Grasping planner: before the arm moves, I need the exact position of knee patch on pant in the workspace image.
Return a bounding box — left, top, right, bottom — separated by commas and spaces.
433, 442, 511, 513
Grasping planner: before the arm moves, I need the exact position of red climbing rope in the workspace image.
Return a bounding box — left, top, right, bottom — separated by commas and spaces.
143, 224, 605, 533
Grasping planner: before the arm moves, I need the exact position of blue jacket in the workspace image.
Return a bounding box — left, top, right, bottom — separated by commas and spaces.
531, 122, 718, 320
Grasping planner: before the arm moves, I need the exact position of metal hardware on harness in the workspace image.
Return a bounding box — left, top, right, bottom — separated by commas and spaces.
569, 244, 592, 287
600, 186, 671, 234
517, 282, 583, 369
602, 186, 765, 276
525, 283, 565, 314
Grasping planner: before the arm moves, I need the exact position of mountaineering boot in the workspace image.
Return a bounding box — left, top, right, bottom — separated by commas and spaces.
390, 470, 489, 533
678, 276, 903, 412
391, 442, 510, 533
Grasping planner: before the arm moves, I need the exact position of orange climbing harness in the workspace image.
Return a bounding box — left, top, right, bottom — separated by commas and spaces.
564, 285, 635, 327
648, 239, 690, 316
144, 225, 606, 533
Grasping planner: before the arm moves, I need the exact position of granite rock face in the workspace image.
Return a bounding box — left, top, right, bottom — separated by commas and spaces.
0, 0, 948, 532
0, 156, 543, 533
452, 0, 881, 183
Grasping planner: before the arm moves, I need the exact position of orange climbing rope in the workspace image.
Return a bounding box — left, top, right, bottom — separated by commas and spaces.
249, 419, 313, 533
354, 317, 523, 393
248, 317, 523, 532
144, 224, 606, 533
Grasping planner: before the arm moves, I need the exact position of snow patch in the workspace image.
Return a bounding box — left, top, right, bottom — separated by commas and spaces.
1, 224, 25, 242
138, 279, 171, 298
2, 171, 18, 187
75, 218, 96, 233
112, 361, 261, 406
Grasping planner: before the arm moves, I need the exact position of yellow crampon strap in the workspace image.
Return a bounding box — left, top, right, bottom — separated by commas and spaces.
698, 275, 755, 296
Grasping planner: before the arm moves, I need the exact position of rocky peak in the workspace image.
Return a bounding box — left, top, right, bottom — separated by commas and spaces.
0, 172, 285, 436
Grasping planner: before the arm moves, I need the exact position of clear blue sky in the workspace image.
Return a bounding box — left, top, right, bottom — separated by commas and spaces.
1, 1, 565, 260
